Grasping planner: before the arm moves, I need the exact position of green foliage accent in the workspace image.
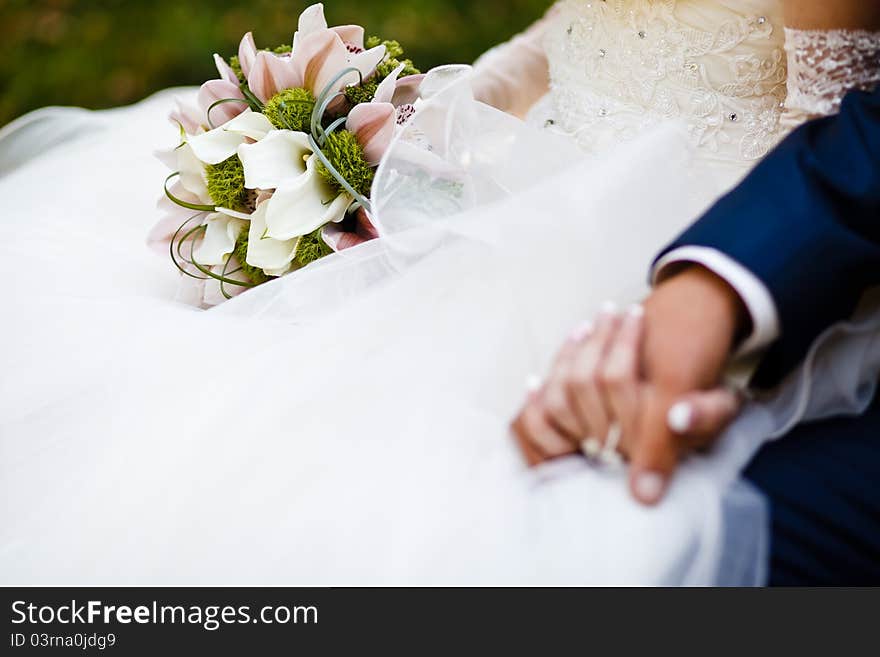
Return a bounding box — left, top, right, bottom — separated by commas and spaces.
228, 55, 244, 83
344, 79, 380, 105
366, 36, 403, 60
376, 57, 420, 80
317, 130, 374, 197
262, 87, 316, 131
205, 155, 248, 211
232, 230, 270, 285
294, 228, 333, 268
344, 37, 419, 107
366, 36, 421, 80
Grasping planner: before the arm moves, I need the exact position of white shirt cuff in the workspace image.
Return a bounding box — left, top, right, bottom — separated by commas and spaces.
652, 246, 780, 356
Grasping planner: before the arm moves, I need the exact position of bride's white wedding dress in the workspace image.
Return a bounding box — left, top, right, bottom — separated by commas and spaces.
2, 0, 879, 584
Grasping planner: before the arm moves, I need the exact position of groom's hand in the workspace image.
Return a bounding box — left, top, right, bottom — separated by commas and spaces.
511, 265, 749, 504
624, 265, 747, 503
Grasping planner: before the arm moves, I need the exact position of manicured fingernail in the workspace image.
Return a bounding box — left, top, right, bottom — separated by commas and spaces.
570, 320, 593, 341
600, 300, 619, 315
525, 374, 542, 392
634, 471, 666, 503
667, 402, 693, 433
627, 304, 644, 318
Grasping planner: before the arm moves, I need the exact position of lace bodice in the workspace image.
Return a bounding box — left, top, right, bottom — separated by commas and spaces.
536, 0, 789, 164
784, 28, 880, 119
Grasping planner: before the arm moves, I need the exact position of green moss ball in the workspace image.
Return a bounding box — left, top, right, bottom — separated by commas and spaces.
317, 130, 374, 198
294, 228, 334, 268
263, 87, 316, 132
205, 155, 248, 211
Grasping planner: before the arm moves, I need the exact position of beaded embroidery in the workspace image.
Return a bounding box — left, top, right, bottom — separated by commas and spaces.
542, 0, 788, 161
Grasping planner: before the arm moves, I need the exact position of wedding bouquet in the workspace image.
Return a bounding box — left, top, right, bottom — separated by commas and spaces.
150, 3, 423, 305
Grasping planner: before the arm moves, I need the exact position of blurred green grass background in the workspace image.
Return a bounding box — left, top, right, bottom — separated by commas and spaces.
0, 0, 549, 126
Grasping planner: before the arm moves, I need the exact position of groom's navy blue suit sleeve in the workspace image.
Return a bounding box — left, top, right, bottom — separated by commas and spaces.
655, 87, 880, 388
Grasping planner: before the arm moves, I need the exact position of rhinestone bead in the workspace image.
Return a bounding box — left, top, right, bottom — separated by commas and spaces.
544, 119, 556, 128
728, 113, 738, 122
757, 16, 767, 25
599, 48, 606, 58
598, 107, 608, 117
638, 30, 646, 39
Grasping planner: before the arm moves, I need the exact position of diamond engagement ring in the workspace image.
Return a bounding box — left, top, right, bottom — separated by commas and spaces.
598, 422, 624, 467
581, 423, 624, 467
580, 437, 602, 459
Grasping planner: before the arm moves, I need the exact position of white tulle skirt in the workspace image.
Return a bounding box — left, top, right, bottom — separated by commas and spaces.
1, 74, 878, 585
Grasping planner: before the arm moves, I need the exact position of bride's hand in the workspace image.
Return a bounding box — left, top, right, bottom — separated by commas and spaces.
511, 266, 748, 504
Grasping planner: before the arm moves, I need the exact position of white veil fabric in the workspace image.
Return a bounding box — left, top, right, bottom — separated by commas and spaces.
0, 68, 878, 585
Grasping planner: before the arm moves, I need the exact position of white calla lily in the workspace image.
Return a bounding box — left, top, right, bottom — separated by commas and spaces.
235, 126, 352, 242
265, 154, 352, 240
193, 214, 247, 266
236, 130, 312, 190
188, 110, 274, 164
176, 143, 210, 201
245, 202, 299, 274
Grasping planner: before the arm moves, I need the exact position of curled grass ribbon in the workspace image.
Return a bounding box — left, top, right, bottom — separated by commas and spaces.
170, 213, 257, 292
308, 134, 371, 212
310, 66, 362, 143
165, 172, 216, 212
206, 98, 251, 130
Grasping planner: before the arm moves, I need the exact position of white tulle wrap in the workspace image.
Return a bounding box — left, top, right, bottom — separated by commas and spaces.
1, 55, 879, 585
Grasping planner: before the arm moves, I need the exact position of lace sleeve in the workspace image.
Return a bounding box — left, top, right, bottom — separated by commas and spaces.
470, 4, 561, 118
784, 27, 880, 120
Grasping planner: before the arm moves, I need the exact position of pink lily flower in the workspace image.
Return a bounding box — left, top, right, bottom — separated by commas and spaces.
321, 206, 380, 251
197, 43, 251, 127
247, 28, 385, 104
345, 64, 425, 165
169, 98, 203, 136
294, 3, 366, 54
168, 37, 252, 135
237, 32, 258, 79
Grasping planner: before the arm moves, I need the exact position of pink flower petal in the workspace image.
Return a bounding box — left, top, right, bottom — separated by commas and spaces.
372, 63, 405, 104
169, 98, 203, 135
214, 53, 239, 84
198, 79, 246, 125
321, 223, 367, 251
295, 30, 350, 96
298, 3, 328, 36
392, 74, 425, 107
248, 51, 303, 103
159, 181, 202, 211
345, 102, 396, 165
148, 210, 197, 255
354, 206, 379, 239
333, 25, 365, 50
348, 44, 386, 83
238, 32, 258, 79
